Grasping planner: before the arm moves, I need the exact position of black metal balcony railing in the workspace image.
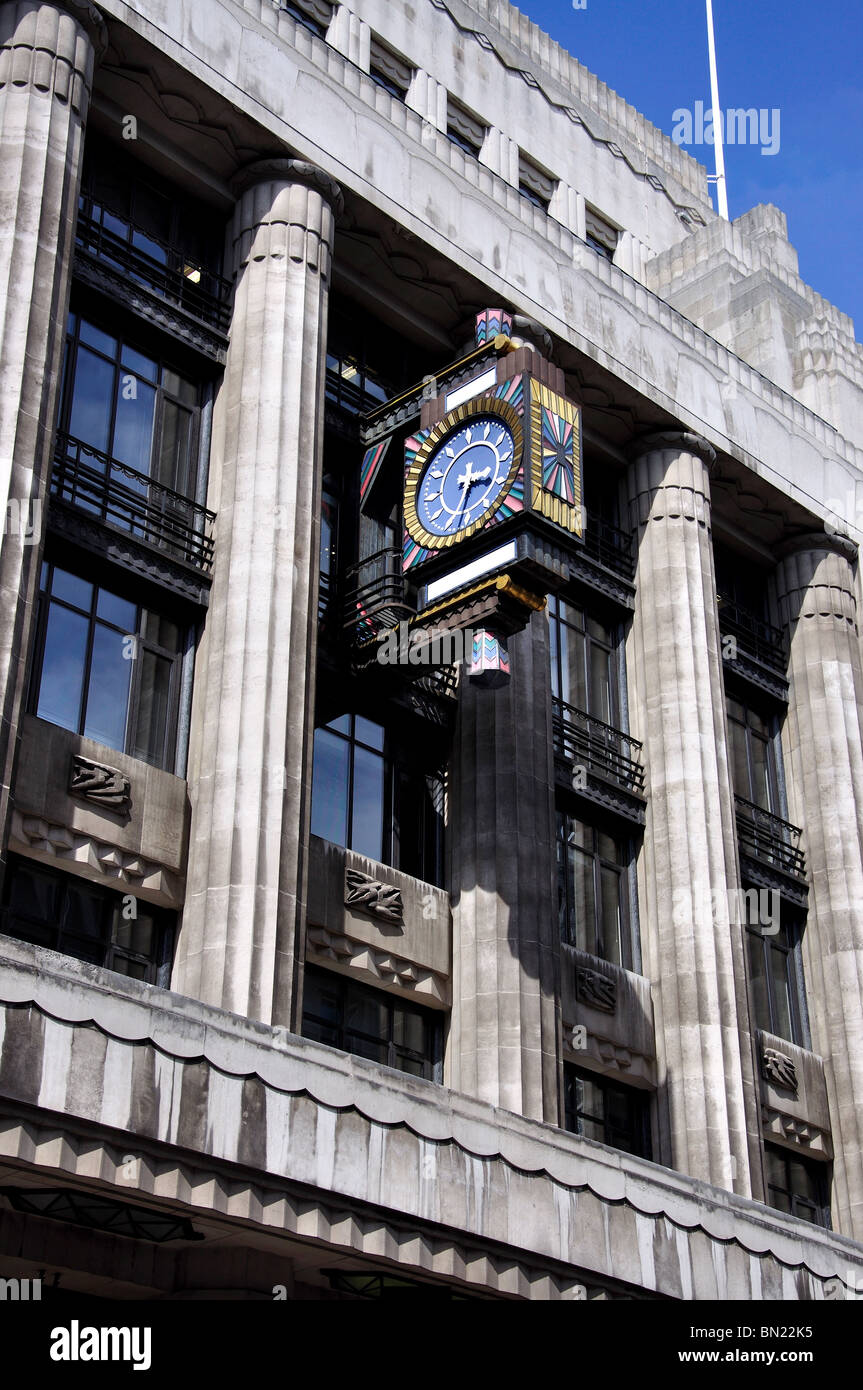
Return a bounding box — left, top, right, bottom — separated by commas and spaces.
75, 204, 233, 334
552, 696, 645, 795
734, 795, 806, 880
583, 516, 635, 581
718, 594, 787, 672
341, 547, 415, 642
52, 434, 215, 571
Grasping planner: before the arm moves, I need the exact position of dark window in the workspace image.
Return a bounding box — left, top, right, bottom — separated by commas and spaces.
302, 966, 440, 1080
714, 543, 768, 617
311, 713, 444, 885
764, 1144, 830, 1228
585, 208, 619, 261
557, 815, 631, 966
518, 153, 555, 212
325, 351, 391, 414
280, 0, 332, 38
446, 99, 485, 160
59, 313, 201, 498
549, 595, 617, 725
726, 696, 780, 813
747, 916, 805, 1045
2, 856, 174, 985
564, 1065, 651, 1158
369, 38, 412, 101
31, 561, 184, 770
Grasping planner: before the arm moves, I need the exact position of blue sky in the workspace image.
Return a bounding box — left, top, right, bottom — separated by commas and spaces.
519, 0, 863, 335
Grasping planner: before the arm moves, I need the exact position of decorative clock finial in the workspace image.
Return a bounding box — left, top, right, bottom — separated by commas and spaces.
467, 629, 511, 689
475, 309, 513, 346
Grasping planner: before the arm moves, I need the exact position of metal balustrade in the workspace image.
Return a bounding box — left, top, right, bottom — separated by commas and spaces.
552, 696, 645, 794
52, 434, 215, 571
341, 546, 415, 641
582, 515, 635, 580
75, 205, 232, 334
734, 794, 806, 880
718, 595, 787, 673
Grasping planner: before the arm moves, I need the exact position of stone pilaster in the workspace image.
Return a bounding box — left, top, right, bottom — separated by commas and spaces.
0, 0, 105, 877
175, 159, 342, 1025
772, 536, 863, 1238
625, 433, 760, 1193
447, 611, 560, 1122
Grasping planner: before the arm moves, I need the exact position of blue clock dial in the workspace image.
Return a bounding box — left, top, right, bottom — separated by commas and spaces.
416, 417, 515, 538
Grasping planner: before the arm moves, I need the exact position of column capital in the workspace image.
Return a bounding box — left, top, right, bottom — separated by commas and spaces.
626, 429, 717, 467
0, 0, 107, 108
56, 0, 107, 53
777, 529, 858, 564
230, 158, 344, 216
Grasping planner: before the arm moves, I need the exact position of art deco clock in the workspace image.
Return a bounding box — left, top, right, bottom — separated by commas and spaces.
404, 399, 523, 550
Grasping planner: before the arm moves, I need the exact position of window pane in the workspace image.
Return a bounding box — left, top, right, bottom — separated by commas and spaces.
351, 747, 384, 859
768, 942, 794, 1042
132, 649, 171, 765
598, 865, 622, 966
311, 728, 350, 846
355, 716, 385, 750
68, 347, 115, 453
589, 643, 612, 723
112, 907, 155, 958
142, 611, 181, 652
727, 718, 751, 800
113, 376, 156, 474
83, 623, 132, 750
747, 931, 770, 1033
157, 399, 193, 494
162, 368, 198, 407
559, 623, 586, 709
96, 588, 137, 631
78, 320, 118, 358
8, 864, 56, 921
37, 603, 89, 731
121, 345, 158, 383
750, 734, 772, 812
49, 568, 93, 612
571, 845, 595, 953
62, 881, 106, 940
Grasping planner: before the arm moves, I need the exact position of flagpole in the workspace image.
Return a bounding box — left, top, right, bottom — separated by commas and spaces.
705, 0, 729, 219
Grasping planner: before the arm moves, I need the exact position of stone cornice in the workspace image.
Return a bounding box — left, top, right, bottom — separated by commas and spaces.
627, 430, 718, 468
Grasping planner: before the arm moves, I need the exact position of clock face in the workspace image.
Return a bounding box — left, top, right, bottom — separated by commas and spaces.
416, 416, 516, 539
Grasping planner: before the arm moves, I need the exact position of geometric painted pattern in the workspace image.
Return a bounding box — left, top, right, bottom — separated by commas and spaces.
540, 405, 576, 503
529, 378, 582, 536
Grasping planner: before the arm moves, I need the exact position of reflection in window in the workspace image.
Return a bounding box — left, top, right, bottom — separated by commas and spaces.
2, 856, 174, 984
60, 313, 199, 496
302, 966, 440, 1080
557, 815, 631, 967
32, 562, 184, 770
563, 1065, 651, 1158
310, 713, 443, 884
764, 1144, 830, 1228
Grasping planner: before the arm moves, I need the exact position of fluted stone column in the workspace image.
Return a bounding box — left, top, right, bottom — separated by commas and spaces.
448, 612, 561, 1122
0, 0, 104, 871
625, 433, 761, 1193
773, 537, 863, 1238
175, 160, 342, 1025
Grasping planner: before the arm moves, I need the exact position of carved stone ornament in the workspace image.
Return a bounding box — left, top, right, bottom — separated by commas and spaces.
576, 967, 617, 1014
68, 755, 131, 813
344, 868, 404, 925
762, 1047, 799, 1093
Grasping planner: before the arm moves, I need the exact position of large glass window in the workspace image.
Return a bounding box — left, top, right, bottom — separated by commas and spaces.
549, 595, 617, 726
2, 856, 174, 984
59, 313, 200, 497
747, 916, 805, 1045
302, 966, 440, 1080
726, 696, 780, 812
764, 1144, 830, 1228
557, 814, 631, 967
563, 1065, 651, 1158
31, 561, 184, 770
310, 713, 444, 884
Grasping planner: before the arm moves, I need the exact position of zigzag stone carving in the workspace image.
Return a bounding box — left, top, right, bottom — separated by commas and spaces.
306, 924, 448, 1006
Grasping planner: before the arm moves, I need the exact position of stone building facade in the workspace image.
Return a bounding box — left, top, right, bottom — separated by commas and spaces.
0, 0, 862, 1300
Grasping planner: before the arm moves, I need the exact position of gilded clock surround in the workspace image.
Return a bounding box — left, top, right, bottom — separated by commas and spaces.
403, 396, 524, 551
